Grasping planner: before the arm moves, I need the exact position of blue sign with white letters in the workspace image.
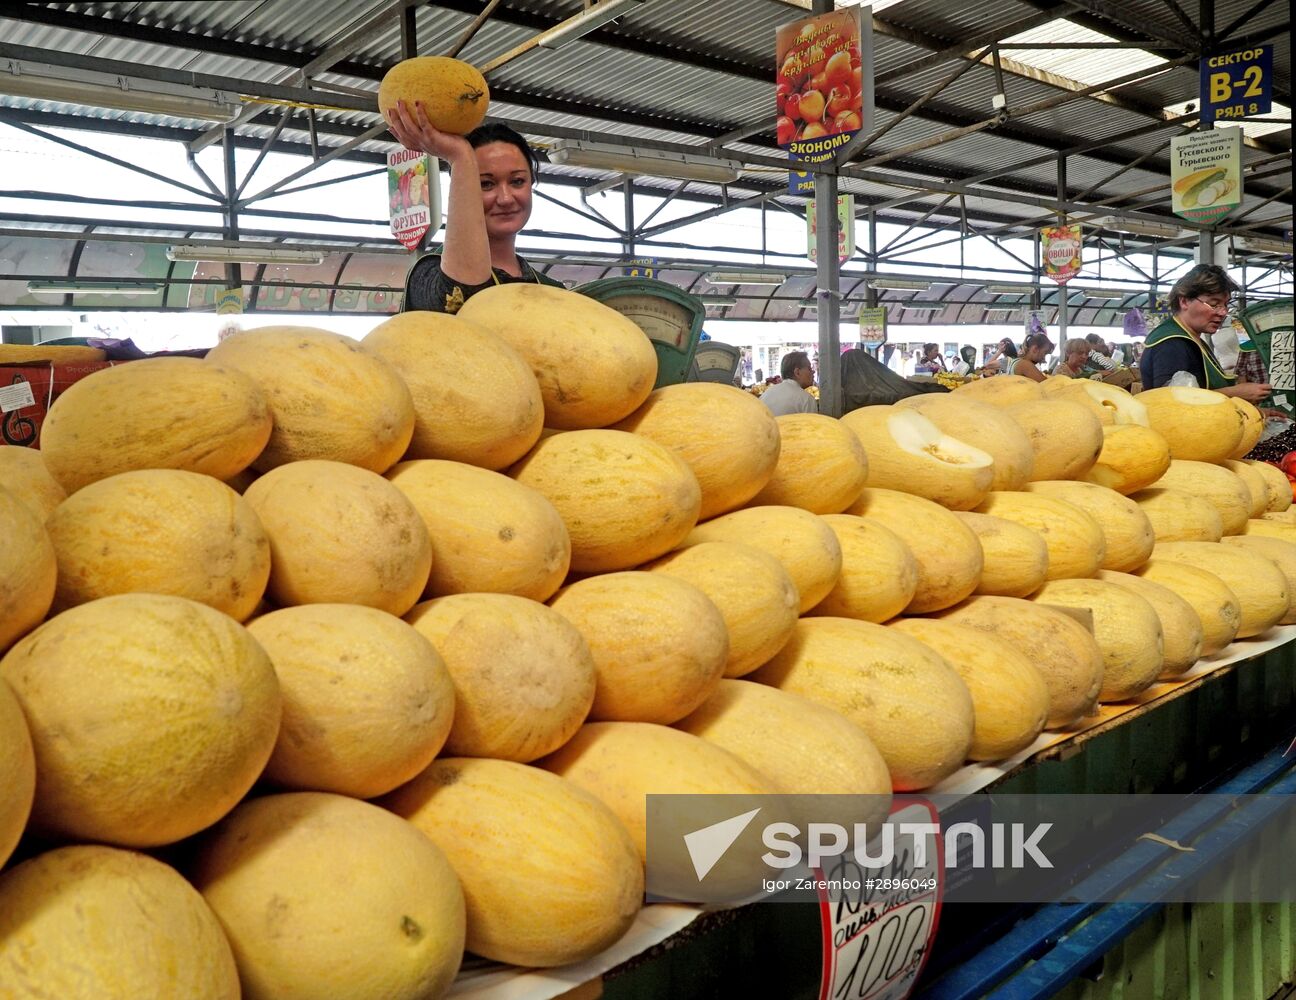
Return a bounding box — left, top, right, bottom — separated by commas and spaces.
1200, 45, 1273, 122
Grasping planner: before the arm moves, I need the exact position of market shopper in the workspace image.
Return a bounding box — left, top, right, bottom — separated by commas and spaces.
384, 105, 563, 313
761, 352, 818, 416
1008, 333, 1054, 382
982, 337, 1017, 373
920, 343, 946, 373
1083, 333, 1117, 373
1139, 264, 1270, 402
1053, 338, 1092, 378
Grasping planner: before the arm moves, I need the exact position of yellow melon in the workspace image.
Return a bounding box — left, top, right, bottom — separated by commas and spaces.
1152, 541, 1288, 637
1240, 518, 1296, 545
0, 678, 34, 869
0, 445, 65, 520
549, 572, 727, 723
951, 511, 1049, 598
1262, 509, 1296, 525
1132, 559, 1241, 657
1138, 386, 1245, 462
934, 596, 1104, 728
896, 395, 1035, 490
1148, 460, 1251, 535
846, 488, 984, 612
39, 356, 271, 493
1129, 487, 1224, 542
406, 593, 595, 761
1029, 579, 1164, 701
748, 412, 868, 513
889, 617, 1049, 760
387, 459, 570, 601
809, 514, 918, 622
363, 311, 544, 469
752, 617, 975, 789
1042, 379, 1150, 426
840, 405, 994, 510
378, 55, 489, 134
0, 593, 280, 847
1220, 535, 1296, 625
1024, 480, 1154, 572
193, 792, 465, 1000
1227, 398, 1265, 460
1221, 460, 1270, 518
0, 343, 106, 364
510, 429, 701, 572
1007, 398, 1105, 481
1096, 570, 1203, 677
0, 845, 239, 998
0, 487, 56, 652
244, 459, 432, 615
383, 758, 642, 968
973, 491, 1105, 580
246, 604, 455, 798
1082, 424, 1172, 495
953, 374, 1044, 406
1243, 459, 1294, 512
645, 541, 799, 677
683, 505, 842, 612
458, 283, 657, 429
45, 469, 270, 621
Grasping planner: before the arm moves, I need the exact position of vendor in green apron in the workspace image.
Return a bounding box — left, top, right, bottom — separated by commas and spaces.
384, 105, 562, 314
1139, 264, 1270, 403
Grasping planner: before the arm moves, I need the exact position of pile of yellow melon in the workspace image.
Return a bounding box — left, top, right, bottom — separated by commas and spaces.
2, 288, 1292, 997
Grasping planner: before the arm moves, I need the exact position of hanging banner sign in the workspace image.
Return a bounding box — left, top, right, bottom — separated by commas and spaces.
216, 287, 243, 315
387, 149, 435, 251
1200, 45, 1273, 122
624, 257, 659, 279
808, 195, 855, 264
777, 7, 868, 169
1040, 224, 1083, 284
789, 169, 815, 195
1170, 126, 1242, 226
859, 306, 887, 344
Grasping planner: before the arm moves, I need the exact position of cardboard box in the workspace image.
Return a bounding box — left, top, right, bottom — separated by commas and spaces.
0, 362, 118, 448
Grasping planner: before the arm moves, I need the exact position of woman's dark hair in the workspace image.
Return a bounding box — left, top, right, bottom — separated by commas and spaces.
1168, 264, 1240, 312
466, 122, 542, 182
1023, 332, 1053, 354
923, 342, 939, 355
1001, 339, 1019, 358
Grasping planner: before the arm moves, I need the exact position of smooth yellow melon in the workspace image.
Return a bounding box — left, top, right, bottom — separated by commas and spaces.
1221, 535, 1296, 625
244, 459, 432, 615
1132, 559, 1241, 656
1222, 460, 1270, 518
1129, 487, 1224, 542
458, 283, 657, 429
1025, 480, 1154, 572
840, 405, 994, 510
613, 383, 780, 521
0, 486, 56, 652
510, 429, 701, 572
748, 412, 868, 513
45, 469, 270, 620
953, 374, 1044, 406
809, 514, 918, 622
0, 445, 65, 520
0, 678, 34, 869
751, 617, 975, 790
1042, 379, 1149, 427
246, 604, 455, 798
363, 311, 544, 469
1242, 459, 1293, 512
193, 792, 465, 1000
0, 594, 281, 847
1138, 386, 1245, 462
378, 55, 489, 134
207, 326, 414, 474
683, 505, 842, 612
39, 357, 271, 493
383, 758, 642, 968
645, 541, 799, 677
889, 617, 1049, 760
846, 488, 984, 612
973, 491, 1105, 580
1083, 424, 1172, 495
1029, 579, 1164, 701
1262, 509, 1296, 525
1227, 398, 1265, 460
1152, 541, 1288, 637
549, 572, 727, 724
1096, 570, 1203, 677
1148, 460, 1251, 535
1239, 517, 1296, 545
0, 343, 106, 364
951, 510, 1049, 598
934, 596, 1104, 728
387, 459, 570, 601
0, 845, 239, 999
896, 395, 1035, 490
1007, 398, 1105, 481
406, 593, 595, 761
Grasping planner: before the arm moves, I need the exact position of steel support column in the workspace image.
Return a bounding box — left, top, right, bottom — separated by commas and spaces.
222, 126, 241, 294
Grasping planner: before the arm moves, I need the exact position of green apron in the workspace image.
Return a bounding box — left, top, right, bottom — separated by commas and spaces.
1143, 316, 1235, 390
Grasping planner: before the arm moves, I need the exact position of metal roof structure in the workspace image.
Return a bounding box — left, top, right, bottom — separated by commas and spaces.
0, 0, 1290, 324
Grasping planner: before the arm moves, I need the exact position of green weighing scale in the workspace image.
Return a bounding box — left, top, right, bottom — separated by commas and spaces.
1236, 297, 1294, 412
574, 277, 706, 388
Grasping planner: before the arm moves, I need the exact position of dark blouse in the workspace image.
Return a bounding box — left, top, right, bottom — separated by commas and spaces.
403, 253, 563, 314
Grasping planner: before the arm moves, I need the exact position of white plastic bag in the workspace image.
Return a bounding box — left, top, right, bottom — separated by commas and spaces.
1168, 370, 1201, 389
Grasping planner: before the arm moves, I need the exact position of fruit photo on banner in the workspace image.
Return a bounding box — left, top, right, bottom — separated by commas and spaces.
776, 8, 865, 152
1041, 224, 1083, 284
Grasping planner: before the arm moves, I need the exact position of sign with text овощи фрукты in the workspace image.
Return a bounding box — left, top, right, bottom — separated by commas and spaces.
1170, 127, 1242, 226
388, 149, 436, 251
807, 195, 856, 264
1201, 45, 1273, 123
1041, 224, 1082, 285
777, 6, 866, 192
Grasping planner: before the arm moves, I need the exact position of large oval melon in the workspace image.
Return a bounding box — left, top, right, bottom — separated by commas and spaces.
1129, 487, 1224, 543
748, 412, 868, 513
457, 283, 657, 429
1221, 534, 1296, 625
1221, 459, 1270, 518
1024, 480, 1154, 572
0, 445, 65, 520
0, 594, 280, 847
951, 510, 1049, 598
0, 486, 56, 652
1239, 517, 1296, 545
973, 491, 1105, 580
896, 395, 1035, 490
1227, 397, 1265, 459
1096, 570, 1203, 677
1148, 460, 1251, 535
808, 514, 918, 622
0, 678, 34, 869
383, 757, 642, 968
1007, 398, 1104, 481
952, 374, 1043, 407
378, 55, 489, 134
39, 356, 271, 492
1151, 541, 1288, 637
1132, 559, 1241, 656
1242, 459, 1293, 512
1042, 379, 1149, 427
613, 383, 780, 520
1082, 424, 1172, 495
1138, 386, 1244, 462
